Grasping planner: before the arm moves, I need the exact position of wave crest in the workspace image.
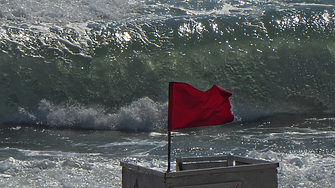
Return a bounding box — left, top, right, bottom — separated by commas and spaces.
1, 98, 168, 132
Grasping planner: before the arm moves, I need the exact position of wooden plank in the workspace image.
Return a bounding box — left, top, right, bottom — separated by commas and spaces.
176, 155, 231, 163
174, 181, 242, 188
166, 163, 279, 178
179, 161, 229, 171
166, 167, 278, 188
122, 167, 166, 188
120, 162, 165, 178
231, 155, 272, 164
176, 155, 272, 166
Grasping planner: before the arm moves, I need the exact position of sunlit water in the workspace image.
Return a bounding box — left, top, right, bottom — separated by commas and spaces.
0, 0, 335, 187
1, 114, 334, 187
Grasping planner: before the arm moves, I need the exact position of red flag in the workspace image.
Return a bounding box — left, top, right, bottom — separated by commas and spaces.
168, 82, 234, 131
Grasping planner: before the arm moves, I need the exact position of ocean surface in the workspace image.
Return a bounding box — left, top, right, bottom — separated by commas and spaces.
0, 0, 335, 187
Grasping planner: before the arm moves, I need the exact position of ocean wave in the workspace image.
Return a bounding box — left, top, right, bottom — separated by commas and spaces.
0, 0, 142, 23
1, 98, 168, 131
1, 0, 335, 129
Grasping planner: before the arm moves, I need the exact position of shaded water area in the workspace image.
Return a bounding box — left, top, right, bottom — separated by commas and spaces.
0, 0, 335, 187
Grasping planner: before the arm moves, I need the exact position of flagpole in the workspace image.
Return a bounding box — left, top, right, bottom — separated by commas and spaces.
167, 129, 171, 172
167, 82, 173, 173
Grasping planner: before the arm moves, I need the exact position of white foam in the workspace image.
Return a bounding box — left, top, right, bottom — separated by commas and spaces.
1, 97, 168, 131
247, 150, 335, 188
0, 0, 142, 23
0, 155, 122, 188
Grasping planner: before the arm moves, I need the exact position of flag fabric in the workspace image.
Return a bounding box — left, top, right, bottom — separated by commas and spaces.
168, 82, 234, 131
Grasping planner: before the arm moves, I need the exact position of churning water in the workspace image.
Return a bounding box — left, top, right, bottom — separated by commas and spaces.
0, 0, 335, 187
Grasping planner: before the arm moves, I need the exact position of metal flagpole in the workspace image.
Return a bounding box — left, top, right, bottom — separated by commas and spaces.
167, 129, 171, 172
167, 82, 173, 173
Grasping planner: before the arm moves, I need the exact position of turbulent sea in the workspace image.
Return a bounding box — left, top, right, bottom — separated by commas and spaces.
0, 0, 335, 187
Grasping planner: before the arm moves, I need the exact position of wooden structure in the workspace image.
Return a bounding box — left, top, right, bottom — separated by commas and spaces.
121, 155, 279, 188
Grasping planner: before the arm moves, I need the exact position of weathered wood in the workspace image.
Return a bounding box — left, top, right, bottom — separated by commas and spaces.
121, 155, 279, 188
120, 162, 165, 178
178, 161, 229, 171
122, 166, 166, 188
167, 163, 279, 177
176, 155, 272, 166
166, 165, 278, 188
175, 181, 242, 188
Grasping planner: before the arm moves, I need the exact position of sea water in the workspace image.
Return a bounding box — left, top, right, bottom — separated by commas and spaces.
0, 0, 335, 187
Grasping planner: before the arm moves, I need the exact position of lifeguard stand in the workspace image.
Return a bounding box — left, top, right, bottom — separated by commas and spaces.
121, 155, 279, 188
